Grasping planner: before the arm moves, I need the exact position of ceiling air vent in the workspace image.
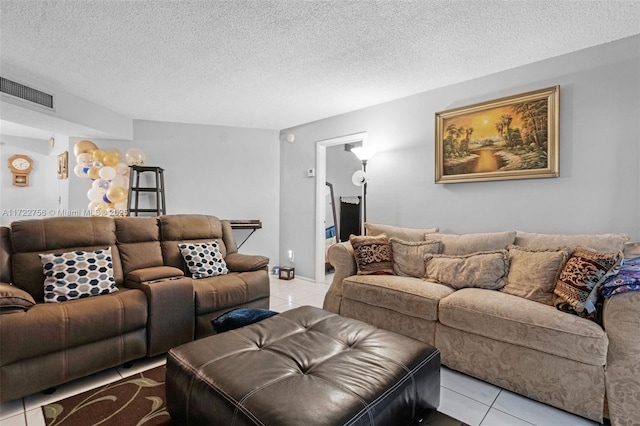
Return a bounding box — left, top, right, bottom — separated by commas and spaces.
0, 77, 54, 109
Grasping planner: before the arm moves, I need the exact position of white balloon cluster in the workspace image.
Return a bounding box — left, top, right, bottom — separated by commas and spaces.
72, 139, 146, 216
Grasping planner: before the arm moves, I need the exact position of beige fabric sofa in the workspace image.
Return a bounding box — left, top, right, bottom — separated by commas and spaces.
324, 224, 640, 425
0, 214, 269, 402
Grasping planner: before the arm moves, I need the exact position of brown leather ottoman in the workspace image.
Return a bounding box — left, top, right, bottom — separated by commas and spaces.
166, 305, 440, 425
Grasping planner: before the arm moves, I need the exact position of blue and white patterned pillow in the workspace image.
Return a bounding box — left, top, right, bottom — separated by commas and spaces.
178, 241, 229, 279
40, 248, 118, 303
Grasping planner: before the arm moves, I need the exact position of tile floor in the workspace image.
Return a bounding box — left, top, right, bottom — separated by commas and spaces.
0, 274, 602, 426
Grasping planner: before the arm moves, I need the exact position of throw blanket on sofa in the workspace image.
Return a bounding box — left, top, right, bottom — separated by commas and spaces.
601, 256, 640, 298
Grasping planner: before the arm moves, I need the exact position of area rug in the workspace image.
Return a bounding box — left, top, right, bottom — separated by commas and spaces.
42, 365, 170, 426
42, 365, 468, 425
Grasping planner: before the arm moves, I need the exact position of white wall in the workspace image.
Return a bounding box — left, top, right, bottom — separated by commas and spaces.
0, 134, 70, 225
280, 35, 640, 279
130, 120, 280, 266
16, 118, 280, 267
69, 121, 280, 266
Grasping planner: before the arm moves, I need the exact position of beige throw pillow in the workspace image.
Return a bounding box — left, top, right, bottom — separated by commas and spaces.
514, 231, 629, 253
424, 231, 516, 256
349, 234, 394, 275
501, 245, 569, 305
390, 238, 441, 278
424, 250, 509, 290
623, 241, 640, 258
365, 223, 439, 241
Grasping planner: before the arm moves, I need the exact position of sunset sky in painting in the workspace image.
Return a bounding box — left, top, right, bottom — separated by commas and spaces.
443, 105, 524, 140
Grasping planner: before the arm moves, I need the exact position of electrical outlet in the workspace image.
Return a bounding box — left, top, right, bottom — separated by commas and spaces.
288, 250, 295, 263
307, 168, 315, 177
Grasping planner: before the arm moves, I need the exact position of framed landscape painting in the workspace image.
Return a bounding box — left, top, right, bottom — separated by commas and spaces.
435, 86, 559, 183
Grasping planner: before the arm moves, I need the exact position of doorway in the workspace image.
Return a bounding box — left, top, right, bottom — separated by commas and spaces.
314, 132, 367, 283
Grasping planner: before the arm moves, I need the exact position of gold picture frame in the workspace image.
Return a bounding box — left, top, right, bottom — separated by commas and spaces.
58, 151, 69, 179
435, 86, 559, 183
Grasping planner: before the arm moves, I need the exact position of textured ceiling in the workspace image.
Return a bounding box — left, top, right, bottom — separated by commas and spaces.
1, 0, 640, 132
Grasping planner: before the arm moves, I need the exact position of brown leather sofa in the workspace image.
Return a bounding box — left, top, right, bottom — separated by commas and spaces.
0, 214, 269, 402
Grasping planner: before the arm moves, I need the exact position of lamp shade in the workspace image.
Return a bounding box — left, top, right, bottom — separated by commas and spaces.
351, 170, 368, 186
350, 146, 376, 162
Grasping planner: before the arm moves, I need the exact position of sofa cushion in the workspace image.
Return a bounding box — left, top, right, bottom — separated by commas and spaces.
438, 288, 608, 366
342, 275, 454, 321
424, 250, 509, 290
193, 271, 270, 315
500, 245, 569, 305
115, 217, 164, 276
365, 222, 439, 241
159, 215, 229, 274
160, 214, 225, 244
0, 227, 11, 284
514, 231, 629, 253
10, 217, 124, 302
0, 288, 147, 367
40, 248, 118, 303
179, 241, 229, 279
11, 217, 117, 253
390, 238, 441, 278
424, 231, 516, 256
554, 247, 622, 313
349, 234, 394, 275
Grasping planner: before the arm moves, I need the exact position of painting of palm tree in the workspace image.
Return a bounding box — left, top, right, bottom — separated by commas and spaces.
435, 86, 559, 183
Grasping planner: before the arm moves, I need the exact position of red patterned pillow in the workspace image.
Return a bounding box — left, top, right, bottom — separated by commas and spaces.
349, 234, 394, 275
554, 247, 622, 313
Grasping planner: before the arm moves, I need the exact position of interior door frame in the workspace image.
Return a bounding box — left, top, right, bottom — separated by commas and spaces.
315, 131, 367, 283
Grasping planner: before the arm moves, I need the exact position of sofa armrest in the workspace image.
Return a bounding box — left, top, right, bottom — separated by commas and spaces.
603, 292, 640, 425
225, 253, 269, 272
126, 269, 194, 356
0, 282, 35, 314
323, 242, 357, 313
125, 266, 184, 284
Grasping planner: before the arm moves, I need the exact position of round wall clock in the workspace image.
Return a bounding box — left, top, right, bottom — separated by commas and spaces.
8, 154, 34, 187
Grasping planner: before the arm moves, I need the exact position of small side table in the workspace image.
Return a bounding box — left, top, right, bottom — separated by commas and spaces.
279, 267, 295, 280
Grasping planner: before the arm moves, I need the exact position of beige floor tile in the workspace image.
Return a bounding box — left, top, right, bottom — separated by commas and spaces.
438, 387, 491, 426
292, 291, 326, 308
270, 300, 302, 313
492, 390, 598, 426
0, 399, 24, 421
24, 409, 45, 426
441, 367, 501, 406
0, 413, 25, 426
480, 408, 535, 426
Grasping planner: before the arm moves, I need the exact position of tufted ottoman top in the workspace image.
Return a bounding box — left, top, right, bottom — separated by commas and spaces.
166, 305, 440, 425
